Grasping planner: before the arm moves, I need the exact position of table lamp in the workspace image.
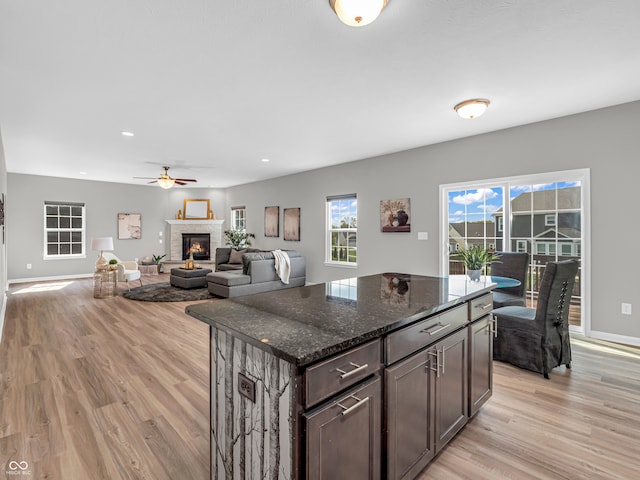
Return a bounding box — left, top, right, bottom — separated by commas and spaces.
91, 237, 114, 270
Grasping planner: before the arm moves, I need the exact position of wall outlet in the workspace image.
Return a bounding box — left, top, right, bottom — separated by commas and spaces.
159, 239, 163, 244
26, 263, 32, 269
418, 232, 428, 241
238, 373, 256, 402
622, 303, 632, 315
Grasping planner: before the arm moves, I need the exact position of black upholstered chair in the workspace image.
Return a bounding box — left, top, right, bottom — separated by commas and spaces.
489, 252, 529, 308
492, 259, 579, 378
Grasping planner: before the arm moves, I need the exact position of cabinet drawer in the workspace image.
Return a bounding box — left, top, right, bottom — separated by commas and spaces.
468, 293, 493, 321
386, 305, 467, 365
305, 339, 381, 408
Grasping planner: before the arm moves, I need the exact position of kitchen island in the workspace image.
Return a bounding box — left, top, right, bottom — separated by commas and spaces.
186, 273, 496, 480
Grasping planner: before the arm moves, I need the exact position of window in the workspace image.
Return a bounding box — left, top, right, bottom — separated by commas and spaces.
231, 206, 246, 231
326, 194, 357, 266
441, 168, 589, 333
44, 201, 85, 258
545, 214, 556, 226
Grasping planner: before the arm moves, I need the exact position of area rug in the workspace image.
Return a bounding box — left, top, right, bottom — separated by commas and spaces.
122, 282, 214, 302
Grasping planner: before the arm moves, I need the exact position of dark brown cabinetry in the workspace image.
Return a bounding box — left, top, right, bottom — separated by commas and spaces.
434, 328, 469, 451
385, 327, 469, 480
469, 314, 493, 416
468, 293, 494, 417
385, 349, 434, 480
304, 340, 382, 480
305, 376, 382, 480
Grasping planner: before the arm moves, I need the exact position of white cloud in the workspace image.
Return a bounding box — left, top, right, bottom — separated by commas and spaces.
451, 188, 498, 205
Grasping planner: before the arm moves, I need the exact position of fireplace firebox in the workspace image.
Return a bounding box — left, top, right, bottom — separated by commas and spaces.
182, 233, 211, 261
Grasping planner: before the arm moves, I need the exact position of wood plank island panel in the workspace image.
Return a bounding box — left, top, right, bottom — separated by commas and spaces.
210, 328, 295, 479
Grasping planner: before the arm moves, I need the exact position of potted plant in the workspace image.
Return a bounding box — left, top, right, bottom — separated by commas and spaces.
152, 254, 166, 273
452, 245, 501, 281
224, 229, 256, 250
108, 258, 118, 270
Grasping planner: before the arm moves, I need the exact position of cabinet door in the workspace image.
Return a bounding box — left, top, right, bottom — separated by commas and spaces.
305, 376, 381, 480
385, 349, 434, 480
469, 314, 493, 416
434, 328, 468, 452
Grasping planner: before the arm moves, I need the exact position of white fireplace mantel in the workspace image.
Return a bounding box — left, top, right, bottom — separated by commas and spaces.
166, 219, 225, 225
166, 219, 226, 261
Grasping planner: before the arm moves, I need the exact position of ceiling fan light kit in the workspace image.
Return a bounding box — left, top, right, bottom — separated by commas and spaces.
454, 98, 490, 119
134, 166, 197, 189
329, 0, 388, 27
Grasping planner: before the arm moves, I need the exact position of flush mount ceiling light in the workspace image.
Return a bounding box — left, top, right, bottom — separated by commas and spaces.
454, 99, 490, 119
329, 0, 389, 27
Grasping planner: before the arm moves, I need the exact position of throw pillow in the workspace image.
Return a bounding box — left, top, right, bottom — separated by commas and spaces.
229, 249, 247, 264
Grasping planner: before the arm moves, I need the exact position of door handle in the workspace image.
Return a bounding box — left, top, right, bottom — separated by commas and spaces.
337, 395, 369, 416
335, 362, 369, 380
421, 323, 450, 336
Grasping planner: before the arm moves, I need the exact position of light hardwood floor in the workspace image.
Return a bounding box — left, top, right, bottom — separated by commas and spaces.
1, 276, 639, 479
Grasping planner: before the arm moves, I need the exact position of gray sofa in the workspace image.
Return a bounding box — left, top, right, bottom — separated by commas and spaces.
207, 250, 306, 298
214, 247, 263, 271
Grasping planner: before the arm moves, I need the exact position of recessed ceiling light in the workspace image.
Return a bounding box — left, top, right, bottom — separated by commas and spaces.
261, 158, 270, 163
79, 171, 87, 175
121, 131, 135, 137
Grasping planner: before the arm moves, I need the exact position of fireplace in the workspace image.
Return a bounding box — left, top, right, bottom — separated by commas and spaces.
182, 233, 211, 261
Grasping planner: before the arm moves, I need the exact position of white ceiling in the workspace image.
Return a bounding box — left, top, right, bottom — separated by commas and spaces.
1, 0, 640, 189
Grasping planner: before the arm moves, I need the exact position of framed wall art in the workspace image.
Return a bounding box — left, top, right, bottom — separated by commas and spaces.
380, 198, 411, 233
283, 208, 300, 241
264, 206, 279, 237
118, 213, 141, 239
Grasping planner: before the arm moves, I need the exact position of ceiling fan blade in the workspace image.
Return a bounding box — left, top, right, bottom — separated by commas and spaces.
174, 180, 188, 185
174, 178, 197, 182
147, 180, 158, 184
133, 176, 159, 180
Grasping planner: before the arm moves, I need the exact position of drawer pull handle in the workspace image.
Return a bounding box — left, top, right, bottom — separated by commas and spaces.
337, 395, 369, 416
335, 362, 369, 379
421, 323, 450, 336
479, 303, 493, 310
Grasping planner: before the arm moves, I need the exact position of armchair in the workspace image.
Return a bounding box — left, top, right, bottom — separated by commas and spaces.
102, 252, 142, 290
492, 259, 579, 378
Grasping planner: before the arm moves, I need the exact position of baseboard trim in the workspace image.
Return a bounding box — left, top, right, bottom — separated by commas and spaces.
589, 330, 640, 348
7, 273, 93, 285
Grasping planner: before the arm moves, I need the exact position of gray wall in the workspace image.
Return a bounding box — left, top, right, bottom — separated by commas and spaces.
0, 131, 6, 313
4, 102, 639, 343
226, 101, 640, 342
6, 174, 226, 280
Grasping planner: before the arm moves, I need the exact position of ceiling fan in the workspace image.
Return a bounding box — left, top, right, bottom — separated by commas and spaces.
134, 166, 197, 189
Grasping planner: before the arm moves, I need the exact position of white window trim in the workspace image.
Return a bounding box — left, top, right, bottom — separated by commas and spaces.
440, 168, 591, 337
43, 202, 87, 260
325, 195, 358, 268
545, 214, 556, 226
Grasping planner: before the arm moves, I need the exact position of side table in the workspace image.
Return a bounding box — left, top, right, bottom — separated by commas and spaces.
139, 264, 159, 276
93, 269, 117, 298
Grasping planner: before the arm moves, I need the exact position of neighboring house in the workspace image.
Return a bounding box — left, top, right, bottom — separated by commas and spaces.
492, 187, 581, 262
448, 221, 496, 253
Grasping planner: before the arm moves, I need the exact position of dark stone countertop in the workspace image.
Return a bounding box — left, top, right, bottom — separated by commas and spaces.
185, 273, 495, 367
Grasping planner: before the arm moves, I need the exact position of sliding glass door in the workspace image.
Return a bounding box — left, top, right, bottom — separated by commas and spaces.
440, 170, 589, 333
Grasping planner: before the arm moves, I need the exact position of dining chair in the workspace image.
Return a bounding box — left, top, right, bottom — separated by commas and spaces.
492, 259, 579, 378
490, 252, 529, 308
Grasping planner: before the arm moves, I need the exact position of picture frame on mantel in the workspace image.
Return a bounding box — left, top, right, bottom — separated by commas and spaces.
184, 199, 210, 220
264, 206, 279, 237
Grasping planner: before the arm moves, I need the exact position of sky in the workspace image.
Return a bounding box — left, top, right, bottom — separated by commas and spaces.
448, 181, 581, 224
